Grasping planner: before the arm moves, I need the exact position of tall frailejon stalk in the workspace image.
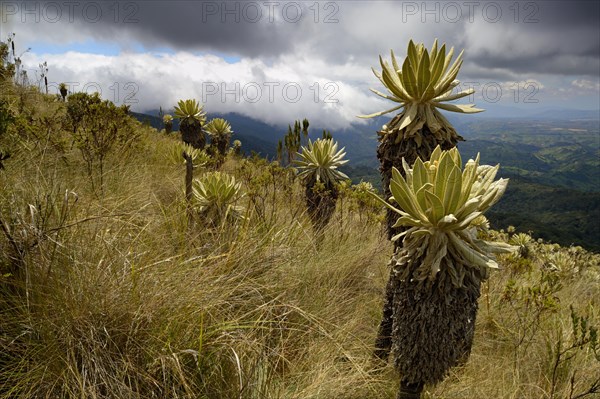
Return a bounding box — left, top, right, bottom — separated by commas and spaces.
163, 114, 173, 134
360, 39, 483, 241
294, 138, 348, 235
370, 147, 515, 397
174, 99, 206, 149
359, 39, 484, 397
38, 61, 48, 94
59, 83, 68, 102
167, 141, 210, 221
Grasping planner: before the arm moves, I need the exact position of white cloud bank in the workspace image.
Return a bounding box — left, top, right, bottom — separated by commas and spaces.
23, 49, 563, 129
22, 50, 389, 129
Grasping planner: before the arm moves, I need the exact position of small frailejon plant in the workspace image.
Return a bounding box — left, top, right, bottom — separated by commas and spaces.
205, 117, 233, 159
167, 141, 210, 207
163, 114, 173, 134
192, 171, 245, 228
174, 99, 206, 149
167, 141, 210, 168
510, 232, 533, 259
59, 82, 68, 101
231, 139, 242, 157
370, 146, 515, 396
295, 138, 348, 234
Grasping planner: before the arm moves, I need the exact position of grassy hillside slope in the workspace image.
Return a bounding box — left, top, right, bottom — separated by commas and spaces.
1, 83, 599, 398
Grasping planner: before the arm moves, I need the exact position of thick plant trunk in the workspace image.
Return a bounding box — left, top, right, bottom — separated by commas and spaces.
212, 133, 230, 157
391, 271, 481, 385
374, 266, 396, 362
374, 115, 463, 361
209, 134, 230, 167
397, 381, 424, 399
180, 119, 204, 149
305, 180, 338, 235
184, 151, 194, 218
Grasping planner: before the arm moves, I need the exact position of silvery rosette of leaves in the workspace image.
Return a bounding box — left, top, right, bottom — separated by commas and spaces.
192, 172, 246, 223
294, 138, 349, 185
167, 142, 210, 167
205, 118, 232, 136
372, 146, 516, 287
174, 99, 206, 123
359, 39, 483, 145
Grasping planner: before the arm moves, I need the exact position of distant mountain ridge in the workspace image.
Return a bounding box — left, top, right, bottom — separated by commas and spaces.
132, 111, 278, 157
134, 108, 600, 192
134, 109, 384, 162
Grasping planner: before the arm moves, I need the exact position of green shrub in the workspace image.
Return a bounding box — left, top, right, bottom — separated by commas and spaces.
65, 92, 139, 192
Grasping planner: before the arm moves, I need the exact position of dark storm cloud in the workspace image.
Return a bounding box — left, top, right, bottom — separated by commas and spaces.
117, 1, 308, 57
464, 1, 599, 76
4, 0, 316, 57
5, 1, 599, 77
535, 0, 600, 28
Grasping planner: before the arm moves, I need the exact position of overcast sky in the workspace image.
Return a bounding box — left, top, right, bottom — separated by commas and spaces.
2, 1, 599, 128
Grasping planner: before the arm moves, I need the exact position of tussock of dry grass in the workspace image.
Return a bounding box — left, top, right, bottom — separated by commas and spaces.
1, 85, 599, 398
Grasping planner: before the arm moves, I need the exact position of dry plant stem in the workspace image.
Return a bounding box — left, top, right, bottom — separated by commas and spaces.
183, 151, 193, 218
0, 216, 22, 265
569, 375, 600, 399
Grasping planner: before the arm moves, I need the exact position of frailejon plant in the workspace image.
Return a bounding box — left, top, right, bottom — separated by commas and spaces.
360, 39, 483, 239
359, 38, 482, 140
59, 83, 68, 102
192, 172, 245, 227
174, 99, 206, 149
205, 117, 232, 159
231, 139, 242, 157
295, 138, 348, 234
168, 141, 210, 203
168, 142, 210, 168
510, 232, 533, 258
359, 39, 484, 374
370, 146, 515, 397
163, 114, 173, 134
